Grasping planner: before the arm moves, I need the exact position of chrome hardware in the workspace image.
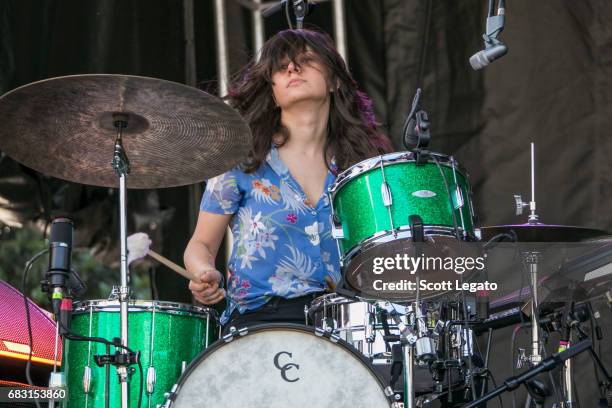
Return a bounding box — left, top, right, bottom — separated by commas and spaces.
331, 214, 345, 239
146, 366, 156, 395
517, 347, 528, 369
415, 336, 435, 361
452, 184, 464, 209
108, 285, 121, 301
514, 194, 528, 216
381, 181, 393, 207
379, 156, 395, 233
82, 366, 92, 394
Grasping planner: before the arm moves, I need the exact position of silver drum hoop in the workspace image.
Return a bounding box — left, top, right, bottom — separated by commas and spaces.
73, 299, 218, 319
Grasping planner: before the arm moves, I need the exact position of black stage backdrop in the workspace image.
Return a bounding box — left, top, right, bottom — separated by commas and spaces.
1, 1, 611, 406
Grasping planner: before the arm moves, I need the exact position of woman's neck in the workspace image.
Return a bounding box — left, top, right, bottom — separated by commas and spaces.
277, 100, 329, 157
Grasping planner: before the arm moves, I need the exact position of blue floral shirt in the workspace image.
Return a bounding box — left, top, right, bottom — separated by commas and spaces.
200, 146, 341, 324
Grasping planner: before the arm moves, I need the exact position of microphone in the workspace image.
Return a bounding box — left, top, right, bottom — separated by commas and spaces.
46, 218, 74, 314
469, 43, 508, 70
262, 1, 314, 29
470, 0, 507, 70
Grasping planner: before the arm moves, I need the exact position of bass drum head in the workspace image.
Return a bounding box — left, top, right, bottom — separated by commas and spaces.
169, 324, 392, 408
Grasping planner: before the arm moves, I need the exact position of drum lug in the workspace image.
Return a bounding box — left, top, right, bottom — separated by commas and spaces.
452, 184, 464, 209
315, 326, 340, 343
146, 366, 156, 395
82, 365, 92, 394
384, 386, 395, 397
163, 383, 180, 405
381, 181, 393, 207
223, 326, 249, 343
315, 327, 327, 337
331, 214, 345, 239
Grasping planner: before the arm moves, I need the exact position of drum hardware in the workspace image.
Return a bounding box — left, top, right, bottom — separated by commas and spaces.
222, 325, 249, 343
401, 88, 431, 166
464, 339, 593, 408
113, 113, 139, 408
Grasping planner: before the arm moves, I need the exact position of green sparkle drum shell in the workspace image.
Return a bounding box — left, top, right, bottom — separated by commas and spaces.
329, 152, 476, 259
61, 300, 218, 408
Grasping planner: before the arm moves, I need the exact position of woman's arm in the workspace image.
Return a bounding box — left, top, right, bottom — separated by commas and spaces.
184, 211, 233, 305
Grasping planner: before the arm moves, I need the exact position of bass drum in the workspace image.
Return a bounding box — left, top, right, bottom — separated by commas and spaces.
163, 324, 394, 408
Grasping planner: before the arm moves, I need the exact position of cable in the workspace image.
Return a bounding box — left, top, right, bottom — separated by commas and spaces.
588, 302, 605, 401
285, 0, 293, 29
484, 368, 504, 408
510, 324, 524, 408
22, 248, 49, 408
55, 317, 143, 408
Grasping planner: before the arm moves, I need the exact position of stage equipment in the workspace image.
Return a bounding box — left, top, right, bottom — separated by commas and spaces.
62, 300, 218, 408
0, 74, 249, 408
470, 0, 508, 70
162, 324, 395, 407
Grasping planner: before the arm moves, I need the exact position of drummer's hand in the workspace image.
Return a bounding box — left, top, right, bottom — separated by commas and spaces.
189, 268, 225, 305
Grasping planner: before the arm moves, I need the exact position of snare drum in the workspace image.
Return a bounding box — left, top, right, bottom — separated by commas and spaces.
307, 293, 406, 357
163, 324, 394, 407
329, 152, 478, 300
62, 300, 218, 408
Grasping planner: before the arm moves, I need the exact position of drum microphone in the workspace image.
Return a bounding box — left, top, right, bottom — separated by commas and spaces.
469, 43, 508, 70
469, 0, 507, 70
262, 1, 315, 29
46, 217, 74, 315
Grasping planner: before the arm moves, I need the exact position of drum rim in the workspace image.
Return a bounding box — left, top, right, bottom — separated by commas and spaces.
342, 225, 475, 262
72, 299, 218, 318
340, 228, 480, 303
166, 323, 394, 406
328, 151, 469, 198
308, 292, 358, 309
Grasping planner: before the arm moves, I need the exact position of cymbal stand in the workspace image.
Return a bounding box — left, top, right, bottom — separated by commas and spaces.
514, 143, 546, 407
111, 114, 131, 408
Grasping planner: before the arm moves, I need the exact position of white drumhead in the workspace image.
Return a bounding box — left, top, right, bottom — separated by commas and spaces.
170, 325, 391, 408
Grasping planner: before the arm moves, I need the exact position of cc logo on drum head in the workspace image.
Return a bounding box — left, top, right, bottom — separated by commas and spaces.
273, 351, 300, 383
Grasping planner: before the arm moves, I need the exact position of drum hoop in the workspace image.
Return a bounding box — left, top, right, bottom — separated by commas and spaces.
308, 293, 357, 308
167, 323, 393, 406
342, 225, 473, 263
328, 151, 469, 198
73, 299, 218, 319
339, 226, 478, 303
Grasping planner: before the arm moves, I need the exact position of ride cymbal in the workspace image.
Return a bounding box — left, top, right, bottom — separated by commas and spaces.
0, 74, 251, 188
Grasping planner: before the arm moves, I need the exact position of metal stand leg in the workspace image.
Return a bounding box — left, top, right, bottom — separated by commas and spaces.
403, 341, 415, 408
112, 116, 132, 408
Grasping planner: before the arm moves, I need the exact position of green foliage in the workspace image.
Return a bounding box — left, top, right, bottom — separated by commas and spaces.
0, 225, 150, 311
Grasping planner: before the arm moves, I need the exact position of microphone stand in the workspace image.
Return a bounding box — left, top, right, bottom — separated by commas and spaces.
261, 0, 313, 29
463, 339, 592, 408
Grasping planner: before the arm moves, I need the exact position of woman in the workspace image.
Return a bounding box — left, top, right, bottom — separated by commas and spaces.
184, 29, 392, 331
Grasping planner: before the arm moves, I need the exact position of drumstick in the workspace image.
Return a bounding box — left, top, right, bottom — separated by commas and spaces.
146, 249, 195, 281
127, 232, 199, 282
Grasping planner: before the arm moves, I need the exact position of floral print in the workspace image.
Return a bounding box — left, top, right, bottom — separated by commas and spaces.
200, 146, 340, 324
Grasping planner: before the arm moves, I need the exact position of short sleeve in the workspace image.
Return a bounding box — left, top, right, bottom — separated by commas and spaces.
200, 167, 244, 215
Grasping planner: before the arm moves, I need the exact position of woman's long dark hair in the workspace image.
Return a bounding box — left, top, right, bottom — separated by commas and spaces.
226, 29, 393, 173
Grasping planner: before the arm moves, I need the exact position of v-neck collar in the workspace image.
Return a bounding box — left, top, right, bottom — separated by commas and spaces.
266, 145, 337, 208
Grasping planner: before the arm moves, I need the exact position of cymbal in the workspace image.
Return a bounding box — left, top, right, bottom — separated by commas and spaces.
0, 74, 251, 189
479, 223, 611, 242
